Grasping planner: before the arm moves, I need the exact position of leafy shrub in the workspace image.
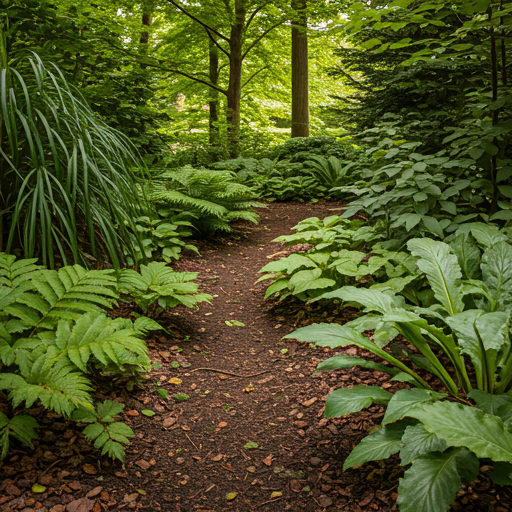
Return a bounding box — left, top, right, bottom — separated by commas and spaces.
259, 216, 414, 303
119, 261, 212, 318
0, 39, 147, 268
124, 211, 199, 266
286, 235, 512, 511
151, 167, 265, 235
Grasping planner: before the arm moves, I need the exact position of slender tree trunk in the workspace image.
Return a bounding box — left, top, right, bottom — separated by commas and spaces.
140, 7, 152, 69
226, 0, 246, 157
291, 0, 309, 138
488, 5, 499, 214
209, 38, 219, 144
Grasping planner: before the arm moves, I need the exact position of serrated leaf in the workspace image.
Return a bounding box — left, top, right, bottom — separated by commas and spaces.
400, 423, 447, 466
383, 389, 447, 425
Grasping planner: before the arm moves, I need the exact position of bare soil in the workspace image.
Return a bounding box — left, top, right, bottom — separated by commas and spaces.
1, 202, 511, 512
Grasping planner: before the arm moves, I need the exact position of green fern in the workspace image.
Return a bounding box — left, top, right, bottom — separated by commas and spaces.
151, 167, 265, 235
33, 312, 150, 373
0, 413, 39, 459
72, 400, 134, 462
120, 262, 211, 317
4, 265, 119, 331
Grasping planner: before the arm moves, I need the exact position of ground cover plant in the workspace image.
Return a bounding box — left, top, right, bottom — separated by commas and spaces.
0, 252, 209, 462
286, 232, 512, 512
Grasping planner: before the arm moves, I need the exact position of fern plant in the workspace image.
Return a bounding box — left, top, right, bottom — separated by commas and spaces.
119, 261, 212, 318
151, 166, 265, 235
0, 253, 153, 460
72, 400, 134, 462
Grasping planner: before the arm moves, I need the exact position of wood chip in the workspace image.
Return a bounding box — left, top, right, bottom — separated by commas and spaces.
302, 397, 317, 407
262, 454, 273, 466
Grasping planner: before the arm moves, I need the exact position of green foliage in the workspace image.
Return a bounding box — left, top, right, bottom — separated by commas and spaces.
119, 261, 212, 318
0, 38, 147, 268
286, 233, 512, 511
0, 252, 168, 460
259, 215, 415, 302
72, 400, 134, 462
0, 412, 38, 459
151, 167, 265, 235
124, 211, 199, 266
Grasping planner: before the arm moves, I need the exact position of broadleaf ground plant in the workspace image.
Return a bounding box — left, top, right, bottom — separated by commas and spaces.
286, 233, 512, 512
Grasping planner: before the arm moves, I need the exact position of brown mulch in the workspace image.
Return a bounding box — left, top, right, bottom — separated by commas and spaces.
1, 201, 511, 512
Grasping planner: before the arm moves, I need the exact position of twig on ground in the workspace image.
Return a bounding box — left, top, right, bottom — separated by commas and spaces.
191, 368, 270, 378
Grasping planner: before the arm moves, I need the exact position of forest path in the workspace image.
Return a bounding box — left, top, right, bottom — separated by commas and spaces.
125, 201, 392, 512
0, 202, 396, 512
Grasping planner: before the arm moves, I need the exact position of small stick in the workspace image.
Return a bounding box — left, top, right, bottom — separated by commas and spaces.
188, 484, 215, 499
191, 368, 270, 378
185, 432, 199, 451
220, 287, 229, 295
257, 498, 283, 507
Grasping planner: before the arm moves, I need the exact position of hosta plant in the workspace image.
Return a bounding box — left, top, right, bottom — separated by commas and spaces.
258, 216, 414, 302
286, 237, 512, 512
123, 211, 199, 266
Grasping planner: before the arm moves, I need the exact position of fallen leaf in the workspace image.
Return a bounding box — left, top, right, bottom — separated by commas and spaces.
141, 410, 155, 417
211, 454, 223, 462
125, 410, 139, 417
262, 454, 273, 466
67, 498, 95, 512
218, 421, 228, 428
86, 487, 103, 498
302, 397, 317, 407
135, 460, 151, 470
32, 484, 46, 493
163, 417, 177, 428
82, 464, 97, 475
243, 383, 254, 393
290, 480, 302, 492
270, 491, 282, 499
123, 493, 139, 503
244, 442, 258, 449
169, 378, 182, 385
226, 492, 237, 501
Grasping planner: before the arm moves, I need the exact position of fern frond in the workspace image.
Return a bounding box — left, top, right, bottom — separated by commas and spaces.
0, 253, 43, 289
0, 367, 93, 417
5, 265, 119, 331
152, 188, 228, 216
32, 312, 150, 373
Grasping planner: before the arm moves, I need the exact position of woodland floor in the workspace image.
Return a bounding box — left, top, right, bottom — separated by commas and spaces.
1, 202, 512, 512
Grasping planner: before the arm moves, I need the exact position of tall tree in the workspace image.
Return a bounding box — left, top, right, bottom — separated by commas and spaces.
291, 0, 310, 137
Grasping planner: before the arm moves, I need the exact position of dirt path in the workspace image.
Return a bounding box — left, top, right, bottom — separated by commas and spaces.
1, 202, 508, 512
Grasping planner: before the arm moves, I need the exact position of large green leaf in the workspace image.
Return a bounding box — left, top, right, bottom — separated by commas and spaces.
468, 390, 512, 427
382, 389, 446, 425
324, 385, 393, 418
343, 421, 410, 470
317, 355, 399, 375
285, 323, 431, 388
400, 423, 447, 466
408, 401, 512, 462
288, 268, 335, 295
450, 235, 481, 280
319, 286, 399, 313
481, 242, 512, 312
397, 448, 479, 512
407, 238, 464, 316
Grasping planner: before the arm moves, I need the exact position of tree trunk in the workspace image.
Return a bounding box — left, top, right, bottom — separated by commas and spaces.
209, 38, 220, 144
226, 0, 246, 157
291, 0, 309, 138
140, 6, 152, 69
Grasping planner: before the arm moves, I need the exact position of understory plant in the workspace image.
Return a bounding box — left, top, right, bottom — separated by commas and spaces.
286, 235, 512, 512
151, 166, 265, 235
0, 252, 207, 461
0, 34, 147, 268
258, 215, 415, 301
